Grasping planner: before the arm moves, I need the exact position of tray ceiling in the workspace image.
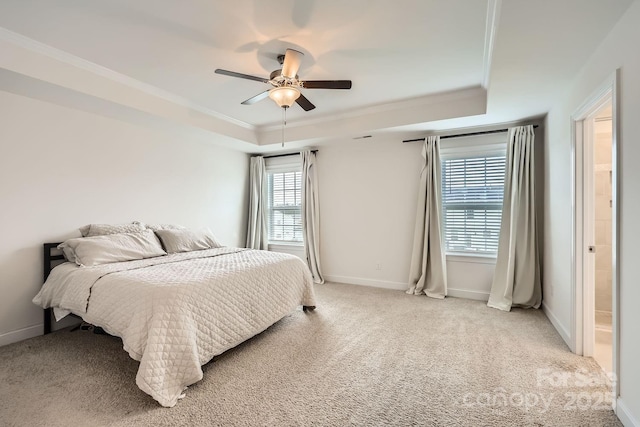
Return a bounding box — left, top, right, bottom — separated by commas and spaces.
0, 0, 634, 150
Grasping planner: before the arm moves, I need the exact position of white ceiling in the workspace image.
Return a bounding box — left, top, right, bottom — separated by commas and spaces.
0, 0, 634, 151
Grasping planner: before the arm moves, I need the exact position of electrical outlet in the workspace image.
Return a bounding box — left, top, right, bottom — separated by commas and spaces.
375, 262, 382, 271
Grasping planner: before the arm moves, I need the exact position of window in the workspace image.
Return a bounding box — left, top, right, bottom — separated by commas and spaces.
267, 170, 303, 243
441, 149, 506, 255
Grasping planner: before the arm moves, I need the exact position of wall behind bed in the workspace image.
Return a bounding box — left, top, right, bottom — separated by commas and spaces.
0, 90, 249, 346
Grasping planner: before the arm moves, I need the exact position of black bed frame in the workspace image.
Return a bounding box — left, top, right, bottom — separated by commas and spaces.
42, 242, 316, 334
43, 243, 64, 334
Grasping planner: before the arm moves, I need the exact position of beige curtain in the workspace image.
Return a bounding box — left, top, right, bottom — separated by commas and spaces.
301, 150, 324, 284
488, 125, 541, 311
407, 136, 447, 298
246, 156, 268, 250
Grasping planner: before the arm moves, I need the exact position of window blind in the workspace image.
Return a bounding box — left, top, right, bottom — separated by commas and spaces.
267, 171, 303, 243
441, 153, 506, 254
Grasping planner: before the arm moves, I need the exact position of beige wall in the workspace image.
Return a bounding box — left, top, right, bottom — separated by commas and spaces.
316, 136, 423, 290
316, 132, 543, 301
0, 90, 249, 345
594, 118, 613, 315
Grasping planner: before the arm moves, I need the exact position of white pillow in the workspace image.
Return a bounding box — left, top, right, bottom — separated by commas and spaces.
79, 222, 146, 237
143, 223, 186, 232
60, 246, 78, 264
58, 230, 167, 267
155, 228, 222, 254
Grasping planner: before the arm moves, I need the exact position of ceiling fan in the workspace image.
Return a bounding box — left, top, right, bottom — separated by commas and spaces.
215, 48, 352, 112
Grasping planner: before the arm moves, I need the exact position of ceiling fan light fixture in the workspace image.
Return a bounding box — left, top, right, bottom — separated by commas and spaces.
216, 48, 351, 112
269, 86, 300, 108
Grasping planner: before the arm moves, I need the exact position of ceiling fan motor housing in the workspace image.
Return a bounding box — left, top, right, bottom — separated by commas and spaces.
270, 69, 299, 83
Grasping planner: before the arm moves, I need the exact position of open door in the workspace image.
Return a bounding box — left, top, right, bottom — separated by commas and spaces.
570, 71, 619, 410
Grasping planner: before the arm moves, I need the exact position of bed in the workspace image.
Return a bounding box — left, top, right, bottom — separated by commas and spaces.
33, 226, 316, 407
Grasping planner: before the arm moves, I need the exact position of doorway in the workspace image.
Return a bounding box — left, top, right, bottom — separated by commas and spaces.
590, 103, 613, 373
571, 71, 619, 406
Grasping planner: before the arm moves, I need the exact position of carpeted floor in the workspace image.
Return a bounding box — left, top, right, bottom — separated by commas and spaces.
0, 283, 621, 426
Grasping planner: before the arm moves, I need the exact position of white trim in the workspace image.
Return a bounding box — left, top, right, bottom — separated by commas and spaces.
582, 114, 595, 358
541, 301, 572, 348
482, 0, 502, 89
0, 27, 254, 130
268, 243, 304, 250
570, 70, 620, 403
570, 116, 584, 355
570, 75, 616, 354
571, 76, 616, 119
324, 275, 492, 302
611, 70, 621, 406
257, 86, 487, 133
324, 275, 406, 291
0, 324, 41, 347
617, 398, 640, 427
447, 288, 489, 301
446, 254, 497, 264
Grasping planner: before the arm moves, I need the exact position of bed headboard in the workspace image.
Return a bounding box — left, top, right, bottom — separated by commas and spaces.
43, 242, 64, 282
43, 242, 64, 334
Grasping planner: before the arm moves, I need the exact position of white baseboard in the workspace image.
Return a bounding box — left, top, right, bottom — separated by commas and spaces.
448, 288, 489, 301
541, 301, 572, 349
323, 275, 406, 291
0, 324, 41, 347
617, 398, 640, 427
323, 275, 491, 302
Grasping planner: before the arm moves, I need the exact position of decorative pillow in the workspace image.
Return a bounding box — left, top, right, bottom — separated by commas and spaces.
143, 223, 186, 232
79, 222, 146, 237
60, 246, 78, 264
155, 228, 222, 254
58, 230, 166, 267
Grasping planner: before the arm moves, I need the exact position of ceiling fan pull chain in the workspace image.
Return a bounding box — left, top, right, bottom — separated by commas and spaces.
282, 107, 286, 148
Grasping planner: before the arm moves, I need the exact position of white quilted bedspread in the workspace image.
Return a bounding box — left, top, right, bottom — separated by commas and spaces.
33, 247, 316, 407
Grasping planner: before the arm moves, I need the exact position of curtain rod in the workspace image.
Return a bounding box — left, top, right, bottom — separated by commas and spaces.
259, 150, 318, 159
402, 125, 539, 143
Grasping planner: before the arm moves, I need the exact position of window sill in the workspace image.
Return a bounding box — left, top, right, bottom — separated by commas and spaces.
268, 242, 304, 251
446, 253, 497, 264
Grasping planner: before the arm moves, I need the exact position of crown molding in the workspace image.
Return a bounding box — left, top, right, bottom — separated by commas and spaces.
482, 0, 501, 89
257, 86, 487, 146
0, 27, 255, 131
257, 86, 486, 134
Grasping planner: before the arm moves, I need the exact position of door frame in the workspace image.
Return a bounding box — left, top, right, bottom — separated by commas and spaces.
570, 70, 620, 402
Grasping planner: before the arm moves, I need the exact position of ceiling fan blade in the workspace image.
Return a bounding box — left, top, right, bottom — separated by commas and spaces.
281, 49, 304, 79
295, 93, 316, 111
241, 90, 271, 105
302, 80, 352, 89
215, 69, 269, 84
